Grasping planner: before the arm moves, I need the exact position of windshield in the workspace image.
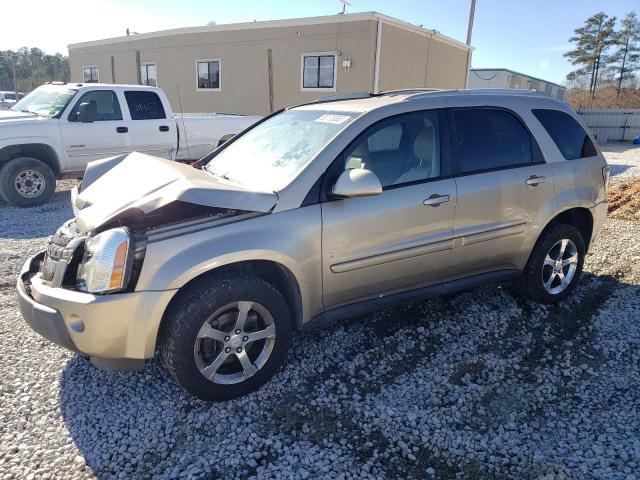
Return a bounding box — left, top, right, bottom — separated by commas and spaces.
4, 93, 16, 101
12, 85, 77, 117
206, 109, 358, 191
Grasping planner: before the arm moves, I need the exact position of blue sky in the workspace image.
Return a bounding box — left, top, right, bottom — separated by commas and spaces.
4, 0, 638, 84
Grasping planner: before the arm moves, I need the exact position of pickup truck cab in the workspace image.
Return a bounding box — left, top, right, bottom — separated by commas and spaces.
0, 83, 258, 207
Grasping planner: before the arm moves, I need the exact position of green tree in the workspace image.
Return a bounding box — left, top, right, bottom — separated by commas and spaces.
0, 48, 69, 93
565, 12, 618, 103
609, 11, 640, 96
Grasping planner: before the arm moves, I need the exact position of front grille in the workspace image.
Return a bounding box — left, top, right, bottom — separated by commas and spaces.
39, 220, 84, 283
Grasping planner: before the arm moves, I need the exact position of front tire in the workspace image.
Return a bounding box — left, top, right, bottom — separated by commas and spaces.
0, 157, 56, 207
516, 223, 586, 304
159, 274, 292, 401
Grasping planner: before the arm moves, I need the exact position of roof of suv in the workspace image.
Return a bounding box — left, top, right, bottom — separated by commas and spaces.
295, 88, 565, 113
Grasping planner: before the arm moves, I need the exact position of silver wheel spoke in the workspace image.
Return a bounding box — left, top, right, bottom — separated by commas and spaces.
562, 253, 579, 267
236, 350, 258, 378
544, 255, 556, 267
558, 239, 568, 258
200, 350, 230, 379
197, 324, 227, 342
557, 270, 568, 286
246, 324, 276, 343
544, 272, 556, 290
234, 301, 253, 331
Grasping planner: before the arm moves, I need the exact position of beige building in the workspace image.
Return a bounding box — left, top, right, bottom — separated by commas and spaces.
68, 12, 472, 116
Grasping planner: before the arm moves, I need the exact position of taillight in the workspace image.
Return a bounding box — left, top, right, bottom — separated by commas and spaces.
602, 165, 611, 193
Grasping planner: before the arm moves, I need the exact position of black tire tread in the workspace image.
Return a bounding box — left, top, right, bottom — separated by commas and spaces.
515, 223, 586, 304
159, 273, 292, 401
0, 157, 56, 207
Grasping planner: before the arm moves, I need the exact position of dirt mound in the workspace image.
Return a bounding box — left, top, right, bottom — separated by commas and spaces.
608, 179, 640, 221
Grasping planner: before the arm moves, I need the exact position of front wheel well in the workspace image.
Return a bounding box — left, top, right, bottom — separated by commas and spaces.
156, 260, 303, 350
542, 207, 594, 251
0, 144, 61, 178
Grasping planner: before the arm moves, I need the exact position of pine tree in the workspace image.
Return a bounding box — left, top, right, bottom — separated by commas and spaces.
565, 12, 617, 105
608, 11, 640, 96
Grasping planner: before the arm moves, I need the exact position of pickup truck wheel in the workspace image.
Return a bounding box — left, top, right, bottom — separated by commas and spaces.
516, 223, 585, 304
159, 274, 292, 402
0, 157, 56, 207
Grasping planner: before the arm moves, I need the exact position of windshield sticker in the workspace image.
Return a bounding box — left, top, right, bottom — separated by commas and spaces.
315, 114, 351, 124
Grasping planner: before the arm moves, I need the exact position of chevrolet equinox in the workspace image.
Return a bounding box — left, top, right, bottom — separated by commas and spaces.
17, 89, 609, 401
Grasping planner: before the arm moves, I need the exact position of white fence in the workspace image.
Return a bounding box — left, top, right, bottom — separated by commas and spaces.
576, 109, 640, 143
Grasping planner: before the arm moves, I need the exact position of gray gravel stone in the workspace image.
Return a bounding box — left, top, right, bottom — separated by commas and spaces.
1, 148, 640, 479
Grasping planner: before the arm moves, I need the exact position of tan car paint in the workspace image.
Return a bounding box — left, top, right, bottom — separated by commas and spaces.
18, 90, 609, 363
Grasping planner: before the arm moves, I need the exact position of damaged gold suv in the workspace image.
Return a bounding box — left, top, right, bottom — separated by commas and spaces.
18, 89, 609, 401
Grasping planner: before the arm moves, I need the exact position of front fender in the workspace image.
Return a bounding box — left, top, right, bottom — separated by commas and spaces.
135, 205, 323, 323
0, 135, 66, 172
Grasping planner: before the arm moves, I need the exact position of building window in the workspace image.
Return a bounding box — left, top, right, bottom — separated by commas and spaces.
83, 66, 99, 83
301, 54, 336, 90
140, 63, 157, 87
196, 59, 221, 90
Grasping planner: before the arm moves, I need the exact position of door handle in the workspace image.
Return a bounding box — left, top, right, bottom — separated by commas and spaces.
525, 175, 546, 186
423, 194, 450, 207
159, 125, 169, 132
116, 126, 128, 133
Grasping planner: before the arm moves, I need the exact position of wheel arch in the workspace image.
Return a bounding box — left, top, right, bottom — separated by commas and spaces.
0, 143, 62, 177
155, 259, 304, 352
541, 207, 594, 251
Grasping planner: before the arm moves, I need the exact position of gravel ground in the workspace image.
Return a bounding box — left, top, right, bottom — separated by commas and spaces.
1, 147, 640, 480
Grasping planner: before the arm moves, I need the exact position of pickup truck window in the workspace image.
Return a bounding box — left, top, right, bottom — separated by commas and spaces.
12, 85, 77, 118
68, 90, 123, 122
124, 91, 166, 120
206, 109, 357, 192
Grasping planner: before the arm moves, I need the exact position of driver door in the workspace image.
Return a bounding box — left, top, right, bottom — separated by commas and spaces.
61, 89, 131, 172
321, 110, 456, 309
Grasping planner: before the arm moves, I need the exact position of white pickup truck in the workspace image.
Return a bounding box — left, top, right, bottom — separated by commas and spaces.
0, 83, 260, 206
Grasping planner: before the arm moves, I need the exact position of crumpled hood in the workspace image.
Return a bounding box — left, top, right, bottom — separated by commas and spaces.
72, 152, 278, 232
0, 109, 41, 126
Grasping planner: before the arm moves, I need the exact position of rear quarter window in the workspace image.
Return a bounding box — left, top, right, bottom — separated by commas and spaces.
124, 90, 166, 120
532, 109, 597, 160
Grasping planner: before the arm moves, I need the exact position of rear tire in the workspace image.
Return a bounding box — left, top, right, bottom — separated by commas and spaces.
159, 274, 292, 401
516, 223, 585, 304
0, 157, 56, 207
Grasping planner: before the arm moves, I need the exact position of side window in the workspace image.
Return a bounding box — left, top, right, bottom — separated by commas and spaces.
532, 109, 597, 160
453, 108, 533, 174
124, 91, 166, 120
68, 90, 122, 122
342, 111, 442, 188
196, 60, 220, 90
82, 66, 99, 83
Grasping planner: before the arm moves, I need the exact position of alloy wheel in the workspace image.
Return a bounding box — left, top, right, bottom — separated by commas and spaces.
14, 169, 46, 199
541, 238, 579, 295
193, 301, 276, 385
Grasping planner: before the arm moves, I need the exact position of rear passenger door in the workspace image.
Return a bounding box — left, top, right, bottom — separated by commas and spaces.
124, 90, 176, 159
447, 107, 556, 280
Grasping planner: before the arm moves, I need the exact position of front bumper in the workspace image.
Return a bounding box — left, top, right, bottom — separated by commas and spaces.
17, 252, 177, 361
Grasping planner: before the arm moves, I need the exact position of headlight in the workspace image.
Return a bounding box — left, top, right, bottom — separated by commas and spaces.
76, 228, 132, 293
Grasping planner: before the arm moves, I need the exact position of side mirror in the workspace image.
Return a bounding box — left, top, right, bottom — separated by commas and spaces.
331, 168, 382, 198
77, 102, 94, 123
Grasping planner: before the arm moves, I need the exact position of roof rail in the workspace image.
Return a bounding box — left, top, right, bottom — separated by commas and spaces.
313, 91, 376, 103
379, 88, 442, 96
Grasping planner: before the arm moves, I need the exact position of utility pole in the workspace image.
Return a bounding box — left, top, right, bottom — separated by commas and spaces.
466, 0, 476, 46
464, 0, 476, 88
11, 55, 19, 101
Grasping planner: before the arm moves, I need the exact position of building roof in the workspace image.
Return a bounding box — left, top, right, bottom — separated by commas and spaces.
471, 68, 566, 90
67, 11, 472, 52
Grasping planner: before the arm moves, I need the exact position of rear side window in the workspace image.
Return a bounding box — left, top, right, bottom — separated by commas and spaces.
453, 108, 534, 174
532, 109, 597, 160
124, 91, 166, 120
